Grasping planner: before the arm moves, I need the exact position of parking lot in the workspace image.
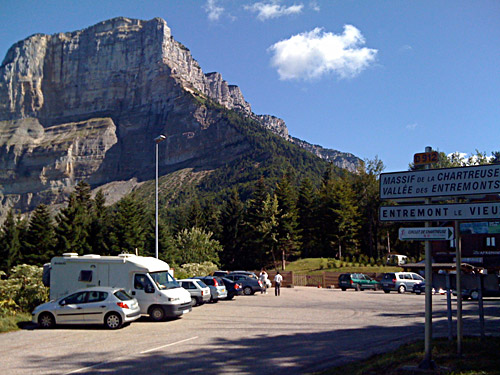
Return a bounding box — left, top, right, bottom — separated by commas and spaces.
2, 287, 500, 375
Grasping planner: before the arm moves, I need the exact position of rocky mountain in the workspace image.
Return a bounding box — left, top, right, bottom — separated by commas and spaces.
0, 17, 360, 218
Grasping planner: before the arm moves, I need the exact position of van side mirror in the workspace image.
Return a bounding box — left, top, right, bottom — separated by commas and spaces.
145, 284, 155, 293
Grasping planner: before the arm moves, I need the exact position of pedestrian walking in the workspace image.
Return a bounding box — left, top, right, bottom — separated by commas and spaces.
274, 272, 283, 296
259, 269, 268, 294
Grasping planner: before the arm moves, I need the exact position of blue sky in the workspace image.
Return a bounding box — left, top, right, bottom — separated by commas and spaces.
1, 1, 499, 172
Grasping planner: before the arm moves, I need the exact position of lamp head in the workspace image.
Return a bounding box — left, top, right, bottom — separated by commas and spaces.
154, 134, 167, 144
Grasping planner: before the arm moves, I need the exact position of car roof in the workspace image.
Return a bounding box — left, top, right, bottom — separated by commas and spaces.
73, 286, 122, 293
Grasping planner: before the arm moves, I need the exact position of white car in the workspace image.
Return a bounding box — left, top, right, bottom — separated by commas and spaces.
32, 287, 141, 329
178, 279, 211, 306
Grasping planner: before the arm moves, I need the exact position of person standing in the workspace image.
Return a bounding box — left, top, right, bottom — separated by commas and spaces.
259, 269, 268, 294
274, 272, 283, 296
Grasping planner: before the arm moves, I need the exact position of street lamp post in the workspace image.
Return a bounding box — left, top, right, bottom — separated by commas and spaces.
154, 134, 166, 259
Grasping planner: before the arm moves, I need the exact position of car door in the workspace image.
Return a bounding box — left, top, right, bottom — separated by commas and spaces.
358, 274, 368, 288
403, 273, 415, 289
55, 291, 88, 324
411, 273, 424, 287
82, 291, 109, 324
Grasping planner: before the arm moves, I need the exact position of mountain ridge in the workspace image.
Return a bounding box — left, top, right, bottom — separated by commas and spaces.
0, 16, 360, 218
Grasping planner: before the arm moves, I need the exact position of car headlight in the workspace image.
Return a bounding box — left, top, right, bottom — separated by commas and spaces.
168, 297, 180, 302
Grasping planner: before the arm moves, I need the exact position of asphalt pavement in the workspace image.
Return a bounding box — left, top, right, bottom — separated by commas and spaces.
2, 287, 500, 374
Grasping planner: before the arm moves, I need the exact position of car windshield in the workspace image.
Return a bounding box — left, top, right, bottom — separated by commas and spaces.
150, 271, 179, 289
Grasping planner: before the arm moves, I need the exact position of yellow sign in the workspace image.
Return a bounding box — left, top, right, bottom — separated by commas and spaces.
414, 151, 438, 165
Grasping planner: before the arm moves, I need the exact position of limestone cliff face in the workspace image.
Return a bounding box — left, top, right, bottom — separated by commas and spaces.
0, 17, 359, 217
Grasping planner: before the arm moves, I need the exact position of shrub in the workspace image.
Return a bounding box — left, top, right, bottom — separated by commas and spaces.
0, 265, 49, 313
319, 258, 327, 270
179, 261, 218, 278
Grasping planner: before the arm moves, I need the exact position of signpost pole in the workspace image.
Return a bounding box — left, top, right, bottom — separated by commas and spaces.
419, 147, 435, 370
455, 219, 463, 356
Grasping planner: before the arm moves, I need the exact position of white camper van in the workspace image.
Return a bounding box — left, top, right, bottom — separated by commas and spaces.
45, 253, 192, 321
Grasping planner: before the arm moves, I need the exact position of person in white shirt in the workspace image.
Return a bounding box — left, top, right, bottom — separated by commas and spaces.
274, 272, 283, 296
259, 269, 268, 294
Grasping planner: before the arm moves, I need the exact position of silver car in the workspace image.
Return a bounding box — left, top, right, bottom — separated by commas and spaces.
194, 276, 227, 302
381, 272, 424, 293
178, 278, 211, 306
32, 287, 141, 329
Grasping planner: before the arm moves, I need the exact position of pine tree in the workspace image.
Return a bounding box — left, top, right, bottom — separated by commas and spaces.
0, 209, 22, 271
88, 190, 110, 254
218, 188, 244, 269
24, 204, 56, 266
297, 178, 319, 258
240, 177, 269, 269
352, 158, 384, 259
55, 181, 93, 254
256, 193, 280, 269
109, 195, 147, 255
316, 164, 341, 257
275, 173, 301, 266
332, 175, 361, 258
185, 199, 204, 229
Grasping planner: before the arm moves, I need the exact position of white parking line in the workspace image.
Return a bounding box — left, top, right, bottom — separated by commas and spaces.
140, 336, 198, 354
66, 336, 199, 374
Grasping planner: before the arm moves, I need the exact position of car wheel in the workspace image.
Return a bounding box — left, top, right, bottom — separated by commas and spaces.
38, 312, 55, 329
471, 290, 480, 300
105, 312, 122, 329
149, 306, 165, 322
398, 285, 406, 294
341, 288, 346, 291
243, 286, 253, 295
355, 284, 361, 291
383, 289, 390, 294
226, 295, 234, 300
191, 296, 197, 306
415, 289, 422, 295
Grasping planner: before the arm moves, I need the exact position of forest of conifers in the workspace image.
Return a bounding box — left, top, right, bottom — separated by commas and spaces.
0, 150, 497, 274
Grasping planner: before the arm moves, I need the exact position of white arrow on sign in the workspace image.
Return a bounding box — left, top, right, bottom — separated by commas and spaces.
399, 227, 454, 241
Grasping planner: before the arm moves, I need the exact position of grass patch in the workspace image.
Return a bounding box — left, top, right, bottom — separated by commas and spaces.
285, 258, 400, 275
317, 336, 500, 375
0, 312, 32, 333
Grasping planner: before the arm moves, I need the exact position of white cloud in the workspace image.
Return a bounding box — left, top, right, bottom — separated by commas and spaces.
244, 1, 304, 21
205, 0, 224, 21
309, 1, 320, 12
406, 123, 418, 130
268, 25, 378, 80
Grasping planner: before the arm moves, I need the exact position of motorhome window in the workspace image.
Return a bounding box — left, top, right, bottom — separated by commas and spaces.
79, 270, 93, 282
150, 271, 179, 290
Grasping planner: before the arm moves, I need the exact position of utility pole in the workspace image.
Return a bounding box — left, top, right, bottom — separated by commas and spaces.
154, 134, 166, 259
